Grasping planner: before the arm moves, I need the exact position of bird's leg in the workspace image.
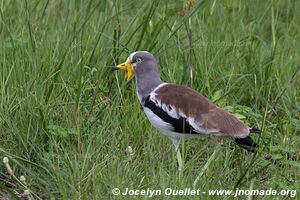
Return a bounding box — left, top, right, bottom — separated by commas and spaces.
173, 142, 183, 176
177, 147, 183, 176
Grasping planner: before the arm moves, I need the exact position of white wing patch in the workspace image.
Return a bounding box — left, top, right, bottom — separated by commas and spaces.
150, 92, 180, 119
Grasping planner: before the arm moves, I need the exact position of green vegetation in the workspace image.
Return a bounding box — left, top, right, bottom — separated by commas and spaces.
0, 0, 299, 199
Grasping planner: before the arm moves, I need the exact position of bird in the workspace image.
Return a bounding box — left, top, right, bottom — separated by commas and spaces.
113, 51, 260, 173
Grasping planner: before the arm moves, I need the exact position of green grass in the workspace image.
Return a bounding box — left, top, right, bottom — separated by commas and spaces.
0, 0, 300, 199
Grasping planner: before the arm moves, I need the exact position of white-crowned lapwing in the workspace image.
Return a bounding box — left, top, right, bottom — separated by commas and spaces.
114, 51, 259, 173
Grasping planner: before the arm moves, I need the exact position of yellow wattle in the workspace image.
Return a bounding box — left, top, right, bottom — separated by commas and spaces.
117, 61, 134, 80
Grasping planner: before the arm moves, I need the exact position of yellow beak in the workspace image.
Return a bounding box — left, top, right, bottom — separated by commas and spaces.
116, 61, 134, 81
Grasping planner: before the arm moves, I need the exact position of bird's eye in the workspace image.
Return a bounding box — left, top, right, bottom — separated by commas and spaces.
136, 58, 142, 63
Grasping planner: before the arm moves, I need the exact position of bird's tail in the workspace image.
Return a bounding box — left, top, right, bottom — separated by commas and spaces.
235, 136, 257, 152
249, 128, 261, 134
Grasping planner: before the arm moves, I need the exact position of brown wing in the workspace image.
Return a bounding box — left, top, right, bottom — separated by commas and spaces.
154, 84, 250, 137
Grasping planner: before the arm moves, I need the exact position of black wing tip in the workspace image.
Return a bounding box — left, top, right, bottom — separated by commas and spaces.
250, 128, 261, 134
235, 136, 257, 152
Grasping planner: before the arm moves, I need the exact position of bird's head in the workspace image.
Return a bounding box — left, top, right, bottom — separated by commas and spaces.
113, 51, 156, 80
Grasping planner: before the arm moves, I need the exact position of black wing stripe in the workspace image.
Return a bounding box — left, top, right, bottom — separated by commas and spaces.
144, 96, 198, 134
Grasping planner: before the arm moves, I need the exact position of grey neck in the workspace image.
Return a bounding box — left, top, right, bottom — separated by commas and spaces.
135, 61, 163, 104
